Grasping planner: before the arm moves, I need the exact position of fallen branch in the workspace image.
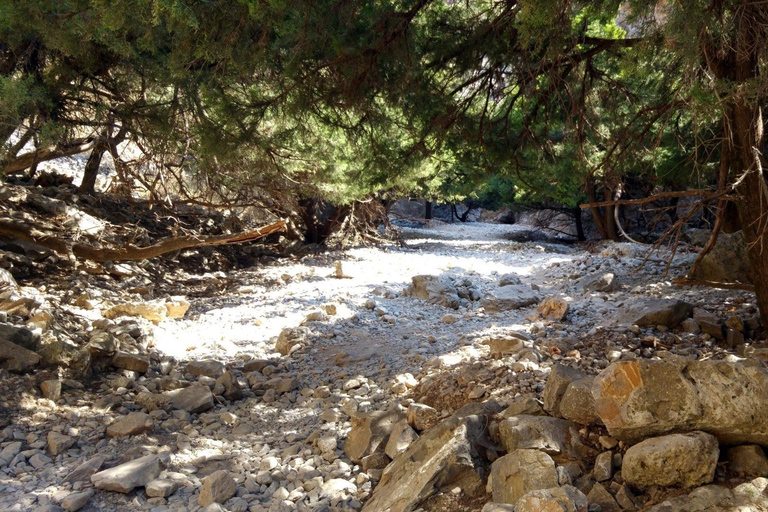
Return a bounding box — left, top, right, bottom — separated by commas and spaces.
673, 277, 755, 292
579, 189, 728, 209
0, 218, 286, 263
3, 138, 98, 174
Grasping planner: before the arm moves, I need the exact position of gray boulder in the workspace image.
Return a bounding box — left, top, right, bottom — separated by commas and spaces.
579, 272, 617, 293
91, 454, 165, 493
543, 364, 586, 418
0, 338, 40, 373
560, 377, 601, 426
344, 409, 405, 464
593, 359, 768, 444
482, 286, 540, 312
405, 275, 461, 309
361, 414, 488, 512
623, 431, 719, 490
612, 298, 693, 328
691, 231, 752, 284
499, 415, 581, 461
487, 449, 558, 505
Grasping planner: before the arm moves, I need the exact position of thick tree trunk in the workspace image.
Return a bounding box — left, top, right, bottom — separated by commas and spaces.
425, 201, 432, 220
708, 6, 768, 327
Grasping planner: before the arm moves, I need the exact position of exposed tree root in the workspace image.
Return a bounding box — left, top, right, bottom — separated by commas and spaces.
0, 218, 286, 263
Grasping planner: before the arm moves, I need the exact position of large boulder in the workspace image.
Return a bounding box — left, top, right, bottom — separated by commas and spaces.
91, 454, 166, 493
405, 275, 461, 309
623, 431, 719, 490
0, 338, 40, 373
487, 449, 558, 505
275, 327, 309, 356
543, 364, 586, 417
361, 414, 488, 512
482, 286, 540, 312
593, 359, 768, 444
559, 377, 601, 426
691, 231, 752, 284
612, 299, 693, 328
499, 415, 581, 461
344, 409, 405, 464
646, 478, 768, 511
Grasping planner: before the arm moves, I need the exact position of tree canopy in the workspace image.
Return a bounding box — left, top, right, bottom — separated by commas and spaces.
3, 0, 768, 319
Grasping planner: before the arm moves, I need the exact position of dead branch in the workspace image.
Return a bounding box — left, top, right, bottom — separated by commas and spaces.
673, 277, 755, 292
0, 218, 286, 263
580, 189, 728, 209
3, 138, 97, 174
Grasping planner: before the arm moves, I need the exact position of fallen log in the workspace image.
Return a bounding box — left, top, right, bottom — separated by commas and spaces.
0, 218, 286, 263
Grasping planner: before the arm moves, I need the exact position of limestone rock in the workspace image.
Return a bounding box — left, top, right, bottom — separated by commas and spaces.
145, 478, 180, 498
165, 297, 190, 319
0, 322, 37, 350
488, 449, 558, 505
344, 409, 405, 463
185, 360, 225, 378
0, 337, 40, 373
528, 296, 569, 322
593, 359, 768, 444
167, 384, 214, 413
63, 455, 107, 484
104, 300, 167, 323
499, 415, 580, 460
60, 490, 93, 512
487, 333, 528, 358
361, 414, 488, 512
587, 482, 620, 512
0, 441, 22, 466
559, 377, 600, 426
112, 351, 149, 373
40, 379, 62, 401
502, 395, 545, 417
612, 298, 693, 328
275, 327, 309, 356
593, 451, 613, 482
91, 454, 165, 493
579, 272, 617, 293
725, 445, 768, 477
405, 275, 461, 310
482, 286, 540, 312
407, 403, 439, 431
623, 431, 719, 490
47, 432, 75, 456
106, 412, 154, 437
216, 371, 243, 401
646, 481, 768, 512
199, 470, 237, 507
85, 332, 119, 357
499, 273, 522, 286
384, 420, 419, 459
543, 364, 586, 418
691, 231, 752, 284
515, 485, 589, 512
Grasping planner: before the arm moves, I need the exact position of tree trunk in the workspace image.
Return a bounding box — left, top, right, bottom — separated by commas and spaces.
707, 6, 768, 326
572, 207, 586, 241
585, 176, 618, 240
79, 145, 106, 194
425, 200, 432, 220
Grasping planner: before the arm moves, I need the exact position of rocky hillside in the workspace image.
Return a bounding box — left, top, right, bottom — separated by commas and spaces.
0, 188, 766, 512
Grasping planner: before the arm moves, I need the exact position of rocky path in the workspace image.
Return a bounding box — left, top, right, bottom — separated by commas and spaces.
0, 221, 762, 511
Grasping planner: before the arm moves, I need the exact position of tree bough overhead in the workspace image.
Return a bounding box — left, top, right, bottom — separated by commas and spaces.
2, 1, 768, 319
